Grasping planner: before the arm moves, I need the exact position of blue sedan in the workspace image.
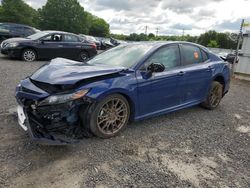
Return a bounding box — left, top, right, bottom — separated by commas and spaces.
15, 42, 231, 144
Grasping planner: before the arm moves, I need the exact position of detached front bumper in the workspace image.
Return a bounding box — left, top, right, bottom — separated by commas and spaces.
15, 78, 94, 145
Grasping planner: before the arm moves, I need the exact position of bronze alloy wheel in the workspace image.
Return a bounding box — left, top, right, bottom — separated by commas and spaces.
97, 97, 129, 135
201, 81, 223, 110
209, 84, 222, 108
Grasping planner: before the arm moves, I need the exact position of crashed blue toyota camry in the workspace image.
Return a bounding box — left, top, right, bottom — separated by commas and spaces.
15, 42, 231, 144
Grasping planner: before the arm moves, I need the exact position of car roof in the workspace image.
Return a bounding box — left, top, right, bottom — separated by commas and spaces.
123, 41, 209, 52
41, 30, 79, 36
0, 22, 36, 29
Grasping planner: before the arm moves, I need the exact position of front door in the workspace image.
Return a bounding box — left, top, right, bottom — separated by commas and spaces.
37, 34, 64, 59
136, 44, 183, 118
61, 34, 82, 59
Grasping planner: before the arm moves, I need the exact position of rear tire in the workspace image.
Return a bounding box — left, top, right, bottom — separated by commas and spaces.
89, 94, 130, 138
22, 49, 37, 62
201, 81, 223, 110
79, 51, 89, 62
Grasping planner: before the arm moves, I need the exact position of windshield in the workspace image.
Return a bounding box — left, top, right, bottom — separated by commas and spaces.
27, 31, 50, 40
87, 44, 153, 68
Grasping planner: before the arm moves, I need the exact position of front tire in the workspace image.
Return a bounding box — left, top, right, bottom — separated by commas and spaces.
89, 94, 130, 138
201, 81, 223, 110
22, 49, 37, 62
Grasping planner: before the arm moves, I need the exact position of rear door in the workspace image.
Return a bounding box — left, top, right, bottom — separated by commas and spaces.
178, 44, 212, 104
61, 34, 82, 59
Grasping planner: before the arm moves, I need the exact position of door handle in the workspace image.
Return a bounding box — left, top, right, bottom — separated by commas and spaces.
206, 66, 213, 72
178, 71, 185, 76
58, 45, 64, 48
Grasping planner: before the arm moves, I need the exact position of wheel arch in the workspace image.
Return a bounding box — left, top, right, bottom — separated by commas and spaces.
80, 50, 90, 57
213, 74, 225, 92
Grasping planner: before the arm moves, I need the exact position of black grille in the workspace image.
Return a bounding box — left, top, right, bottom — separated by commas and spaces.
30, 79, 73, 94
21, 87, 41, 95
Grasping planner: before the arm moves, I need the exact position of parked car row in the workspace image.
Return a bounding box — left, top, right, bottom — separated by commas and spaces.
80, 34, 126, 50
1, 30, 98, 62
0, 22, 125, 62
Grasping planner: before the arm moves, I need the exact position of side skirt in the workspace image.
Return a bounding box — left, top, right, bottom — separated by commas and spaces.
134, 100, 203, 121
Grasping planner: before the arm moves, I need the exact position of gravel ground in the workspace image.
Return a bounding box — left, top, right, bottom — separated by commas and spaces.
0, 54, 250, 188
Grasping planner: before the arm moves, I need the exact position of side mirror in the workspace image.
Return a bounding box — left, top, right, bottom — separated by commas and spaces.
39, 39, 45, 44
147, 63, 165, 73
221, 54, 239, 64
226, 54, 239, 64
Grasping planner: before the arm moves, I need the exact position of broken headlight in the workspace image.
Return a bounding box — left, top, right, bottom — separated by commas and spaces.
38, 89, 89, 106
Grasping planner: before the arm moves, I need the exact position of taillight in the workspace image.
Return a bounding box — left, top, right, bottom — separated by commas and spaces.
91, 43, 97, 49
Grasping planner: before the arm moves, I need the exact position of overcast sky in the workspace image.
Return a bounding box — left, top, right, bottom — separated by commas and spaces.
22, 0, 250, 35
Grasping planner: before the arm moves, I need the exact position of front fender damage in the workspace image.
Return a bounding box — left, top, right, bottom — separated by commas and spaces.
23, 97, 96, 145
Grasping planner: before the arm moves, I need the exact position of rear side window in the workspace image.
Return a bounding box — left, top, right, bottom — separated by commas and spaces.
201, 50, 209, 61
64, 35, 79, 42
9, 25, 22, 34
181, 44, 203, 65
22, 27, 35, 36
0, 24, 10, 32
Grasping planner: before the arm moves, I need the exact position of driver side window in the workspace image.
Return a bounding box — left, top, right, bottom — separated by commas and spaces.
43, 34, 62, 42
144, 44, 181, 70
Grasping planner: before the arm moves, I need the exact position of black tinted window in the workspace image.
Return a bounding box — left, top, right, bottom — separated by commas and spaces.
0, 24, 9, 31
9, 25, 22, 34
145, 45, 181, 70
43, 34, 62, 42
201, 50, 209, 61
23, 27, 35, 36
64, 35, 79, 42
181, 44, 203, 65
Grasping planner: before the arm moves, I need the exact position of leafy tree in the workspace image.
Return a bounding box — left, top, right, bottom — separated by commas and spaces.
127, 33, 139, 41
0, 6, 3, 16
198, 30, 217, 46
138, 33, 148, 41
0, 0, 38, 27
207, 40, 220, 48
89, 17, 110, 37
38, 0, 88, 34
148, 33, 155, 39
110, 33, 127, 40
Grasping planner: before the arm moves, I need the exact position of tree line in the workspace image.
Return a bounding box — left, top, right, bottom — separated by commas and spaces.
111, 30, 237, 49
0, 0, 237, 49
0, 0, 110, 37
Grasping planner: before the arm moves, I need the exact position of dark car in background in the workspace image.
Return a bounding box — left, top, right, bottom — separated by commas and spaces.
79, 34, 101, 49
95, 37, 115, 50
0, 22, 39, 43
1, 31, 97, 62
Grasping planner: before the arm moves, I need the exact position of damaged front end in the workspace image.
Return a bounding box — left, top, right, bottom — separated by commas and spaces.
15, 78, 95, 145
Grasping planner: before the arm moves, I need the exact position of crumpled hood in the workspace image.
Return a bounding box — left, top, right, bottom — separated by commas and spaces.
30, 58, 125, 85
